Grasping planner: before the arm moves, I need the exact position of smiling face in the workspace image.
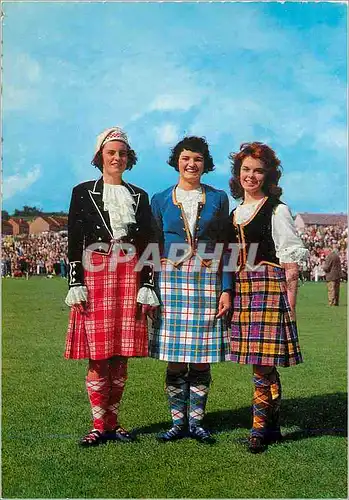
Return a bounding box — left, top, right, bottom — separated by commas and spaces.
240, 156, 266, 197
101, 140, 128, 180
178, 149, 205, 186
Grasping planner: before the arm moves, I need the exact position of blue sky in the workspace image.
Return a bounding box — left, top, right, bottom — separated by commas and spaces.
2, 1, 347, 215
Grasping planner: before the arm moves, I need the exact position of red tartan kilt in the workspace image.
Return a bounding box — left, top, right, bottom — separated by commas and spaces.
65, 250, 148, 360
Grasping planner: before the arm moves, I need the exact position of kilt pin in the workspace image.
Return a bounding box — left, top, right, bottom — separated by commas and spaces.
227, 196, 305, 447
150, 184, 231, 438
65, 177, 154, 438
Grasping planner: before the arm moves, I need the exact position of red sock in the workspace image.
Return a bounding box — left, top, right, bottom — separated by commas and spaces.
86, 376, 109, 432
104, 360, 128, 431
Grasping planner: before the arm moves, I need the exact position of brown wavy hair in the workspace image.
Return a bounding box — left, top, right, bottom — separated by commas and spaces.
229, 142, 282, 199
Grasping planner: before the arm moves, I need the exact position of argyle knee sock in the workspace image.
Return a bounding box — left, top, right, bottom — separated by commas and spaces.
251, 373, 273, 438
86, 376, 110, 432
188, 367, 211, 429
269, 369, 282, 433
104, 360, 128, 431
165, 368, 189, 428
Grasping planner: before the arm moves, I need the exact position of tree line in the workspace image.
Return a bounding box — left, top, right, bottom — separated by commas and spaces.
2, 206, 68, 220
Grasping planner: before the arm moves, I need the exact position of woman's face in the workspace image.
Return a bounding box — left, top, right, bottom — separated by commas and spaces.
240, 156, 266, 197
102, 140, 128, 178
178, 149, 204, 184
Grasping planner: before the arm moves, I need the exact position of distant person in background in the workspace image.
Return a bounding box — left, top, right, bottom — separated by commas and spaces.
323, 245, 342, 306
60, 256, 68, 278
19, 257, 29, 280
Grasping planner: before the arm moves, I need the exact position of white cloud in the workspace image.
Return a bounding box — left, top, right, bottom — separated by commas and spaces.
154, 123, 179, 146
316, 127, 347, 150
281, 170, 347, 213
3, 166, 41, 201
149, 93, 200, 112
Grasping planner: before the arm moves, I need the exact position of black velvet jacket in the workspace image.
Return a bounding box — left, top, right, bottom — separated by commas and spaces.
67, 177, 154, 288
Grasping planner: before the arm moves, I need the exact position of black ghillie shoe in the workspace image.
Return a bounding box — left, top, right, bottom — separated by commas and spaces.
157, 425, 187, 442
79, 429, 105, 447
189, 426, 216, 444
265, 427, 283, 444
248, 435, 267, 454
103, 426, 134, 443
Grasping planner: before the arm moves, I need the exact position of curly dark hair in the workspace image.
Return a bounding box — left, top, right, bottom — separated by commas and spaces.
229, 142, 282, 199
168, 136, 215, 173
91, 143, 138, 173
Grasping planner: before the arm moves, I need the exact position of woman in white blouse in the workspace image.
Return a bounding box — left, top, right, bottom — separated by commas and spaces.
226, 141, 308, 453
65, 127, 158, 447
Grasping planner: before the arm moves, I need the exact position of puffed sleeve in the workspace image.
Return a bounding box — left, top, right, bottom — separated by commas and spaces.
272, 204, 309, 264
67, 186, 85, 288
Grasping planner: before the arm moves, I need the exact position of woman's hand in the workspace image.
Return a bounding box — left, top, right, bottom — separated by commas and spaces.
216, 291, 231, 318
72, 301, 88, 314
283, 262, 299, 320
141, 304, 158, 320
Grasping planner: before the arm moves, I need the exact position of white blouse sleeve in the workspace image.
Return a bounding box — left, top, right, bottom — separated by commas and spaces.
136, 286, 160, 306
65, 286, 88, 307
272, 204, 309, 264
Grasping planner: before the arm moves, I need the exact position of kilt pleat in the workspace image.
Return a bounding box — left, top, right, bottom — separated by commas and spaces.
230, 265, 303, 367
148, 258, 230, 363
65, 250, 148, 360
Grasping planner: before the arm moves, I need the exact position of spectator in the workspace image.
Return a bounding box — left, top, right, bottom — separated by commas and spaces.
323, 245, 342, 306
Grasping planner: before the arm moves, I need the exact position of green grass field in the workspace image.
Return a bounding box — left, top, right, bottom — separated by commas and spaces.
2, 278, 347, 498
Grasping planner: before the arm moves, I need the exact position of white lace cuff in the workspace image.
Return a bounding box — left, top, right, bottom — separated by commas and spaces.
136, 286, 160, 306
278, 247, 309, 264
65, 286, 88, 306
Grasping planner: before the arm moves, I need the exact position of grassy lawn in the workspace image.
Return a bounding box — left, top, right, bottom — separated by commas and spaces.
2, 278, 347, 498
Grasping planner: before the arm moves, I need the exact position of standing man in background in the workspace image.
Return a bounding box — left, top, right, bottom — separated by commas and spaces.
323, 245, 342, 306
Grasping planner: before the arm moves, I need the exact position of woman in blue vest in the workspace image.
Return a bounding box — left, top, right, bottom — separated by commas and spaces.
149, 136, 231, 443
226, 142, 308, 453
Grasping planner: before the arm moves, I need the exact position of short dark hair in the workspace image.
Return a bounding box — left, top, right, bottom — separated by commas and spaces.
168, 136, 215, 173
229, 141, 282, 199
91, 144, 138, 173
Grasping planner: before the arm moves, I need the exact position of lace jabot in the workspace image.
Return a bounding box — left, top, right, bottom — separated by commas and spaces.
175, 186, 203, 236
103, 183, 136, 240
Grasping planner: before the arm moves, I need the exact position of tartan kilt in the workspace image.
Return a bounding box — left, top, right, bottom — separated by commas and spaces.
230, 265, 303, 367
65, 250, 148, 360
148, 258, 230, 363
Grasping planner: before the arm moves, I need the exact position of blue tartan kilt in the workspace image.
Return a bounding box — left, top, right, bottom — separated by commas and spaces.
148, 258, 230, 363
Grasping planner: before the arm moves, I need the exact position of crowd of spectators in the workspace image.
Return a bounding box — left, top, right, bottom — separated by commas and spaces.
1, 224, 347, 281
297, 224, 348, 281
1, 232, 68, 278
